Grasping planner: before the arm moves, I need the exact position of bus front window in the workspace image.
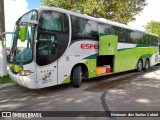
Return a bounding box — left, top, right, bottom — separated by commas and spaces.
10, 10, 37, 64
10, 24, 35, 64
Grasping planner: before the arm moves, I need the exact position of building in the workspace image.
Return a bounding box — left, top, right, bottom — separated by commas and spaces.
0, 0, 5, 35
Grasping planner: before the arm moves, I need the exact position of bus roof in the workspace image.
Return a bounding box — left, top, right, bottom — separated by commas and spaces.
36, 6, 158, 37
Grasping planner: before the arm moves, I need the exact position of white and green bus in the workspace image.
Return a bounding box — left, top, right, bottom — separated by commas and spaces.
8, 6, 158, 89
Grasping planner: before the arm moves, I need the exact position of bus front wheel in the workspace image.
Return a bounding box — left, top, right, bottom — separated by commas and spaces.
72, 66, 82, 88
137, 59, 143, 72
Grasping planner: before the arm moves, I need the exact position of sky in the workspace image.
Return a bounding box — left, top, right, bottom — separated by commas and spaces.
128, 0, 160, 31
4, 0, 41, 47
3, 0, 160, 46
4, 0, 41, 32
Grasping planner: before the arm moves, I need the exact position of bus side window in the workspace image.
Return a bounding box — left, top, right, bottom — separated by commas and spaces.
110, 26, 116, 35
85, 19, 98, 39
71, 16, 98, 40
130, 31, 141, 44
36, 34, 56, 66
37, 34, 55, 55
118, 28, 126, 42
127, 30, 132, 43
98, 23, 111, 36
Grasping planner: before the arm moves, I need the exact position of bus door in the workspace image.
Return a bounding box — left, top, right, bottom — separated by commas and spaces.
36, 34, 58, 88
35, 10, 70, 88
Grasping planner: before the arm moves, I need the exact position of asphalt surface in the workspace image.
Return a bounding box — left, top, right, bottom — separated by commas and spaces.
1, 65, 160, 120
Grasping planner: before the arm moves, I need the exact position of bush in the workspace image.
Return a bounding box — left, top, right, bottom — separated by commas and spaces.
0, 75, 13, 84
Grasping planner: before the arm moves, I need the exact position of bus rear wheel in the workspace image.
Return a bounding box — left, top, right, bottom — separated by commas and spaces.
72, 66, 82, 88
137, 59, 143, 72
144, 59, 150, 70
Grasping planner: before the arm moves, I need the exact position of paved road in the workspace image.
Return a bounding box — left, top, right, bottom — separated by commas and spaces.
1, 65, 160, 120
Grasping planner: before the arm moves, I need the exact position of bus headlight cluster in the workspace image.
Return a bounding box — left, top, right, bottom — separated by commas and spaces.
19, 70, 33, 76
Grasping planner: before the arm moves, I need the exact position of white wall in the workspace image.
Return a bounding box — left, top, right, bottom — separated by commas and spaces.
0, 41, 7, 77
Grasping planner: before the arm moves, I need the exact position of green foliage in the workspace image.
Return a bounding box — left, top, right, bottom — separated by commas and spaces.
40, 0, 147, 24
0, 75, 13, 84
144, 21, 160, 40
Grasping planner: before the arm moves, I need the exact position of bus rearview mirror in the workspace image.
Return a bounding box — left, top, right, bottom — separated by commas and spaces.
19, 26, 27, 42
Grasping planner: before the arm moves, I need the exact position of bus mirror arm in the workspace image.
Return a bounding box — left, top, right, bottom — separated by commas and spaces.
0, 32, 15, 47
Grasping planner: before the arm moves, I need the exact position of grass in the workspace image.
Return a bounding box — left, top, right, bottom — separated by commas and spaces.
0, 75, 13, 84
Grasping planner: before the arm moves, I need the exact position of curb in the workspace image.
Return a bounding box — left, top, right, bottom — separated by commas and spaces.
0, 82, 17, 89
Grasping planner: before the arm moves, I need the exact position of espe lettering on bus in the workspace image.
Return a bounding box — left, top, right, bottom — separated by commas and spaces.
80, 44, 99, 49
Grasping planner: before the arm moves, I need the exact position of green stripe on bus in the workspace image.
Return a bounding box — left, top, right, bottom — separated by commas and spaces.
61, 76, 70, 84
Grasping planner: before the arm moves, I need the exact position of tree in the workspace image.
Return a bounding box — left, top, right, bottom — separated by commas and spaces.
40, 0, 147, 24
144, 21, 160, 40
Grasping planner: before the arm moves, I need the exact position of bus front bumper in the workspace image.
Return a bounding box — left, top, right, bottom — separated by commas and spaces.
9, 70, 38, 89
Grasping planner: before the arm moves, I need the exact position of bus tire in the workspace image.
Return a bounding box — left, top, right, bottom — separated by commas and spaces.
144, 59, 150, 70
137, 59, 143, 72
72, 66, 82, 88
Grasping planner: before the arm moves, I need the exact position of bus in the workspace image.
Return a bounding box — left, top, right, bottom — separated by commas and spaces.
8, 6, 159, 89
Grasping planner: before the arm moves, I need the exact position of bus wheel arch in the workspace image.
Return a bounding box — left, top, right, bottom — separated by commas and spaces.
137, 59, 143, 72
71, 63, 88, 88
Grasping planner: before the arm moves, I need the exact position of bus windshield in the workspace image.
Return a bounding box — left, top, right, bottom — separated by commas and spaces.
10, 10, 38, 64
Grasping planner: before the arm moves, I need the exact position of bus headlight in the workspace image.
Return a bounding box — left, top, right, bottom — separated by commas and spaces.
19, 70, 33, 76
